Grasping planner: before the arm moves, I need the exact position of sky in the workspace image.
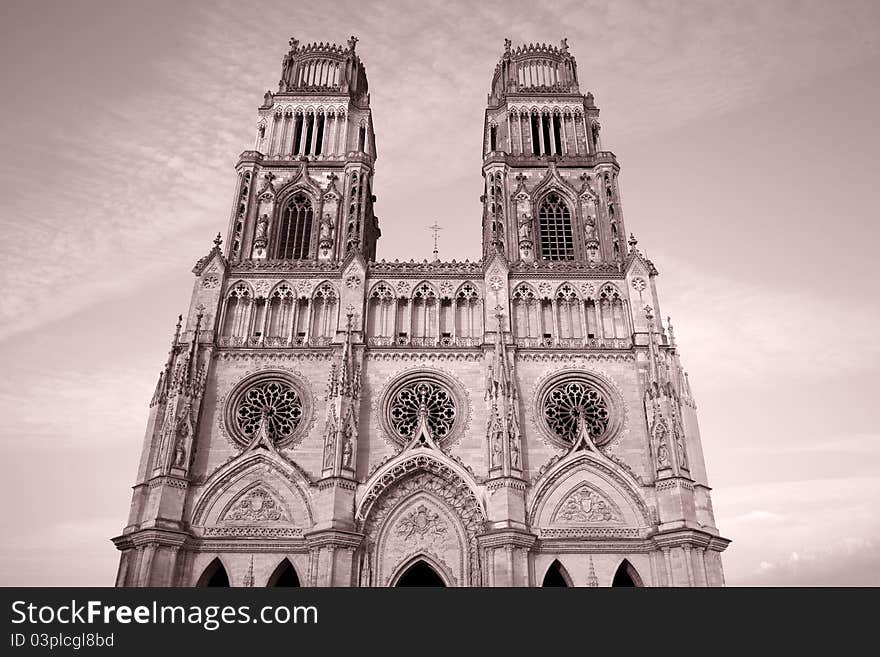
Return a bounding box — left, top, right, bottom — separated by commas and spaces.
1, 0, 879, 586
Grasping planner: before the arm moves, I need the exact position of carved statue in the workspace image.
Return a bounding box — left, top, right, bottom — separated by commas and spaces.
262, 90, 273, 108
504, 38, 512, 55
254, 214, 270, 246
342, 437, 352, 468
347, 35, 358, 51
173, 439, 187, 469
657, 436, 669, 468
319, 213, 334, 242
324, 435, 335, 468
492, 427, 503, 466
509, 436, 520, 469
518, 213, 532, 241
584, 216, 596, 240
675, 431, 688, 470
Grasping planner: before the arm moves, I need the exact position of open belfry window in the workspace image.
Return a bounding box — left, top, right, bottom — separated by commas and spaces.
278, 193, 313, 259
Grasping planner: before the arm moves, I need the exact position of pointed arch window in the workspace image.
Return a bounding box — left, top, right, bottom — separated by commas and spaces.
538, 192, 574, 261
278, 193, 313, 259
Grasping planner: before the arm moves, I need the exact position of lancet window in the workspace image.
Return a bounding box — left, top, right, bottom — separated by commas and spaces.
277, 193, 314, 259
538, 193, 574, 261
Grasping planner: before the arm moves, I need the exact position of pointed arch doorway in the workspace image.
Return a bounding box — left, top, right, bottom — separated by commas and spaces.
394, 560, 446, 587
541, 560, 572, 587
612, 559, 644, 587
267, 559, 301, 587
197, 558, 230, 587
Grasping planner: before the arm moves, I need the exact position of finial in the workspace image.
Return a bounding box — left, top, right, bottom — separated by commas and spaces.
288, 36, 299, 50
428, 221, 443, 262
628, 233, 638, 248
345, 304, 356, 330
213, 233, 222, 248
667, 316, 676, 347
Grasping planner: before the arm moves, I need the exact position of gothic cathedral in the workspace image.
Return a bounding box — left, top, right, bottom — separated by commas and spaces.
113, 37, 730, 587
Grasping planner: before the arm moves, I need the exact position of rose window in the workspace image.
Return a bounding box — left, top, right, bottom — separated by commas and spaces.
388, 381, 456, 441
234, 378, 303, 444
543, 381, 610, 443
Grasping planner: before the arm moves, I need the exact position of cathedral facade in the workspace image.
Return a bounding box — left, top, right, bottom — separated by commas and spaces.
112, 37, 730, 587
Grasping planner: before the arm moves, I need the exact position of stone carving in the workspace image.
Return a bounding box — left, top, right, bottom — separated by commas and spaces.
222, 487, 289, 523
396, 504, 448, 541
439, 281, 454, 297
319, 213, 334, 242
674, 427, 688, 471
552, 484, 620, 524
518, 213, 532, 241
342, 436, 353, 468
509, 435, 520, 469
584, 216, 597, 241
254, 214, 270, 247
488, 276, 504, 292
253, 279, 272, 298
202, 275, 220, 289
324, 432, 336, 468
654, 421, 670, 468
345, 275, 360, 289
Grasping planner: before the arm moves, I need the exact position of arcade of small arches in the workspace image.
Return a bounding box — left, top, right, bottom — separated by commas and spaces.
490, 108, 600, 157
510, 282, 631, 347
219, 280, 339, 347
257, 105, 351, 159
367, 281, 483, 347
195, 556, 644, 587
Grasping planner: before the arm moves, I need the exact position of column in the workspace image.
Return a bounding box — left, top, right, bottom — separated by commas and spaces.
583, 114, 591, 154
682, 545, 695, 586
340, 114, 349, 155
537, 113, 545, 155
506, 112, 512, 153
560, 113, 568, 155
138, 543, 156, 587
551, 298, 560, 345
662, 547, 674, 587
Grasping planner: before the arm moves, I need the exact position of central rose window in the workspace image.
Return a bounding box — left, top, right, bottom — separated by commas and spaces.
382, 372, 464, 446
537, 371, 622, 448
225, 371, 311, 448
543, 381, 609, 442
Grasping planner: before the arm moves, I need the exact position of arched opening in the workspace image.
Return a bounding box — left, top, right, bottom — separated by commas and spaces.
541, 560, 571, 587
538, 192, 574, 261
395, 560, 446, 587
267, 559, 301, 587
277, 193, 313, 259
612, 560, 643, 587
197, 558, 230, 587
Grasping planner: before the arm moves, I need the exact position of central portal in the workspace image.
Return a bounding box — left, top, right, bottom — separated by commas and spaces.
395, 560, 446, 587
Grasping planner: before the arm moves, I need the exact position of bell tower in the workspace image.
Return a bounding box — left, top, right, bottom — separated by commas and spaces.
482, 39, 624, 267
230, 35, 380, 265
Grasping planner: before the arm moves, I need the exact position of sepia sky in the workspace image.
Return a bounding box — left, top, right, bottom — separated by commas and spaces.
1, 0, 879, 585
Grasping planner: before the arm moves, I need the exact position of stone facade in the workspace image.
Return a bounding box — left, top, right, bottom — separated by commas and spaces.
112, 37, 730, 587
